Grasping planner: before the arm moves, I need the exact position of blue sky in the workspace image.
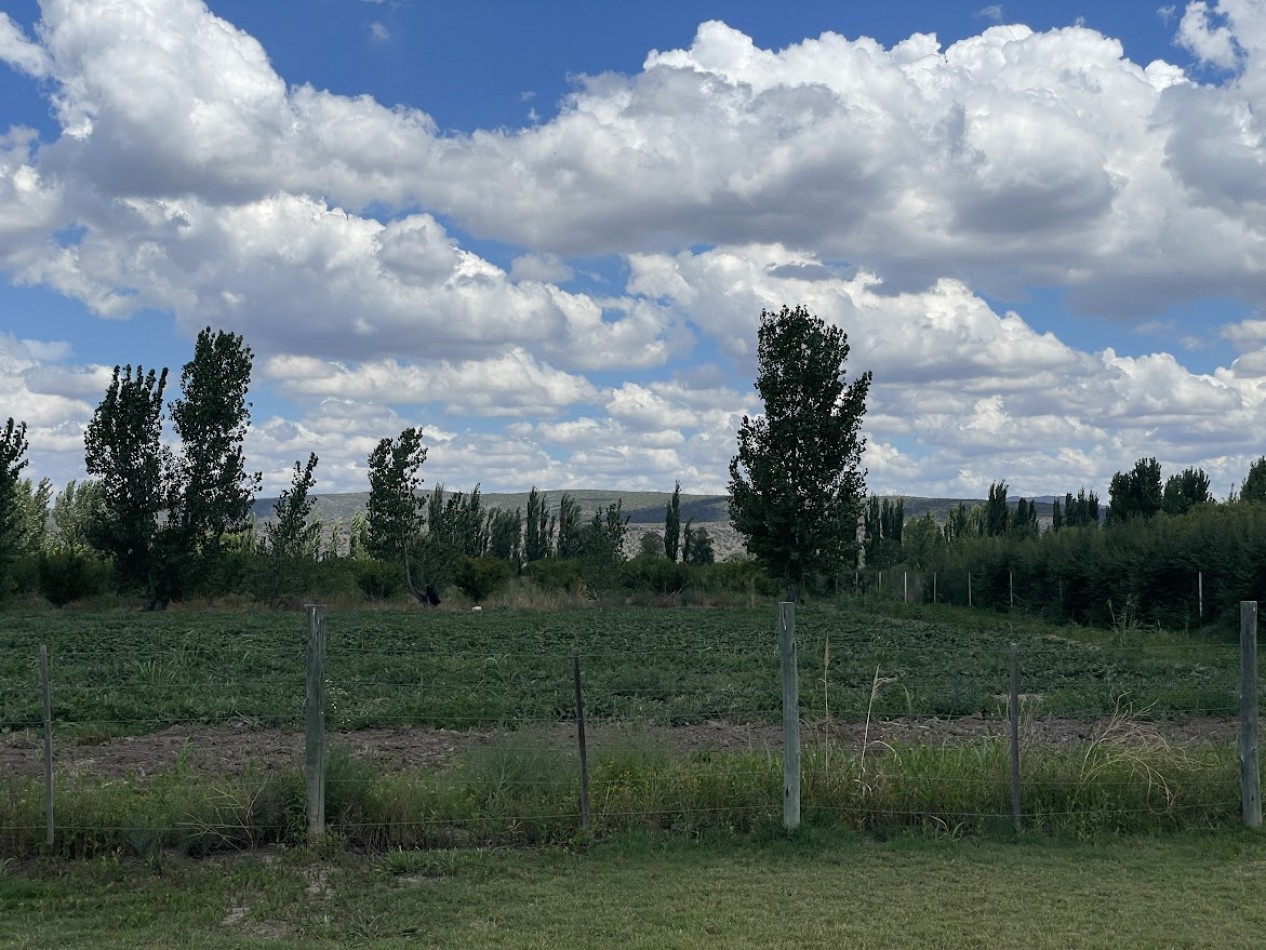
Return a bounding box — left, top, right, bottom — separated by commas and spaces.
2, 0, 1265, 501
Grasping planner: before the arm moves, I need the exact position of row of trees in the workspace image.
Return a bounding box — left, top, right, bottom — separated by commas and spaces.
0, 326, 732, 607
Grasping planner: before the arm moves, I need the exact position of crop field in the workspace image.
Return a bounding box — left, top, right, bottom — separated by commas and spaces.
0, 603, 1247, 739
0, 602, 1257, 861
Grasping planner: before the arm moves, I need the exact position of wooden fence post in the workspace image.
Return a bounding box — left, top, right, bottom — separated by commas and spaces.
903, 571, 908, 604
933, 572, 937, 605
968, 573, 972, 608
1009, 571, 1014, 608
40, 645, 54, 849
572, 648, 591, 831
305, 604, 327, 842
1240, 602, 1261, 829
1009, 642, 1022, 832
779, 602, 800, 832
1199, 572, 1204, 621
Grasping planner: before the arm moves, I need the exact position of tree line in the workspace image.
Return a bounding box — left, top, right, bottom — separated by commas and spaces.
0, 329, 734, 608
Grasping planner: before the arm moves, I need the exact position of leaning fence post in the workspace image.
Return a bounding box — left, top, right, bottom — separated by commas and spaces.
779, 602, 800, 832
305, 604, 327, 841
1240, 602, 1261, 829
40, 645, 54, 849
571, 648, 591, 831
1009, 642, 1022, 832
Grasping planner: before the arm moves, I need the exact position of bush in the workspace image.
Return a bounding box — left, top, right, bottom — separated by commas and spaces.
453, 556, 514, 602
37, 550, 111, 606
523, 558, 588, 594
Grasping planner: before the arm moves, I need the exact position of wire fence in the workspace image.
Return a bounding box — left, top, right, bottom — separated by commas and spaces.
0, 601, 1260, 857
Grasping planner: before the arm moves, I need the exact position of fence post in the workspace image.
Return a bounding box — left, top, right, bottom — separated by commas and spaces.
1009, 571, 1014, 608
903, 571, 908, 604
933, 572, 937, 605
968, 573, 972, 608
1199, 572, 1204, 621
1240, 602, 1261, 829
40, 645, 54, 849
571, 648, 591, 831
1009, 642, 1022, 832
779, 602, 800, 832
305, 604, 327, 842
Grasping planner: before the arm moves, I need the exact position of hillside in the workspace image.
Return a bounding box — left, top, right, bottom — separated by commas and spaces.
252, 490, 1055, 527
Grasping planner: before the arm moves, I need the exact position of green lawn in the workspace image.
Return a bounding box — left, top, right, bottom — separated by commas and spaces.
2, 830, 1265, 948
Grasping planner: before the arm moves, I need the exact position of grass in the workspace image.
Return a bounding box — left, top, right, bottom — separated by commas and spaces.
3, 830, 1266, 947
0, 603, 1248, 739
0, 727, 1245, 860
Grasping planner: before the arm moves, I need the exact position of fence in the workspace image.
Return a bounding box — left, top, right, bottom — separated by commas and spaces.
850, 566, 1249, 629
0, 601, 1261, 858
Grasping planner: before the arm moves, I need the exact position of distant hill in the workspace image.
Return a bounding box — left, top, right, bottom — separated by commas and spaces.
252, 489, 1054, 527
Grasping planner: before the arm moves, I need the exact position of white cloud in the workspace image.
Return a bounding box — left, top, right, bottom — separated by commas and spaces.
369, 21, 390, 43
1177, 1, 1241, 67
0, 13, 52, 78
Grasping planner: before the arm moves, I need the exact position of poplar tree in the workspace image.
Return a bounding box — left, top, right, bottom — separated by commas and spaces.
728, 305, 871, 598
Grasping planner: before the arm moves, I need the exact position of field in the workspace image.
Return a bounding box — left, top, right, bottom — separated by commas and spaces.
0, 602, 1261, 944
0, 603, 1246, 738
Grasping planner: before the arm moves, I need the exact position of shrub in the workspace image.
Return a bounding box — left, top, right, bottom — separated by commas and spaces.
454, 556, 514, 602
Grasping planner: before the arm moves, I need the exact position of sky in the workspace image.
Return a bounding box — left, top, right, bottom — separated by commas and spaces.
2, 0, 1266, 502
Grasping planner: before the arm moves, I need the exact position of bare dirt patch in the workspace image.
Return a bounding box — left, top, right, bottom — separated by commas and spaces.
0, 714, 1240, 782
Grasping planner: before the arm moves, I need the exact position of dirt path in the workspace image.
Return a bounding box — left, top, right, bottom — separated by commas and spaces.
0, 714, 1239, 781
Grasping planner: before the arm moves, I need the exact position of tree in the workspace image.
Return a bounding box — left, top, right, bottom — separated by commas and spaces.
903, 512, 941, 567
1162, 467, 1212, 516
486, 507, 523, 563
51, 479, 105, 553
84, 365, 171, 600
1243, 457, 1266, 503
985, 481, 1010, 537
728, 305, 872, 598
863, 496, 904, 569
264, 453, 320, 599
524, 487, 554, 562
683, 521, 715, 565
1062, 488, 1100, 528
1107, 457, 1163, 524
266, 454, 320, 561
365, 427, 427, 597
1010, 497, 1038, 539
664, 481, 682, 561
0, 418, 30, 593
638, 531, 666, 559
169, 328, 261, 572
556, 493, 584, 559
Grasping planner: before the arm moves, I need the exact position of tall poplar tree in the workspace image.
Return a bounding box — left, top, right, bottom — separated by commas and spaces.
728, 305, 871, 599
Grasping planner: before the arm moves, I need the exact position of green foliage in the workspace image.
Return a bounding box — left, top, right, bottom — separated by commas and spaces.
524, 487, 554, 563
263, 453, 321, 600
729, 305, 872, 594
365, 427, 427, 583
169, 328, 261, 575
83, 365, 171, 599
664, 481, 681, 562
1059, 488, 1100, 529
1242, 456, 1266, 503
555, 493, 583, 560
0, 419, 30, 597
1162, 467, 1212, 516
985, 481, 1009, 536
486, 507, 522, 563
50, 479, 104, 552
453, 556, 514, 602
864, 497, 905, 569
682, 521, 715, 565
1108, 457, 1163, 524
523, 557, 588, 594
37, 549, 111, 606
638, 531, 666, 559
902, 512, 941, 568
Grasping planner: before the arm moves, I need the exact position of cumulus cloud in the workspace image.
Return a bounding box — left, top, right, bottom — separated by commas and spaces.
5, 1, 1266, 499
1177, 1, 1241, 67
